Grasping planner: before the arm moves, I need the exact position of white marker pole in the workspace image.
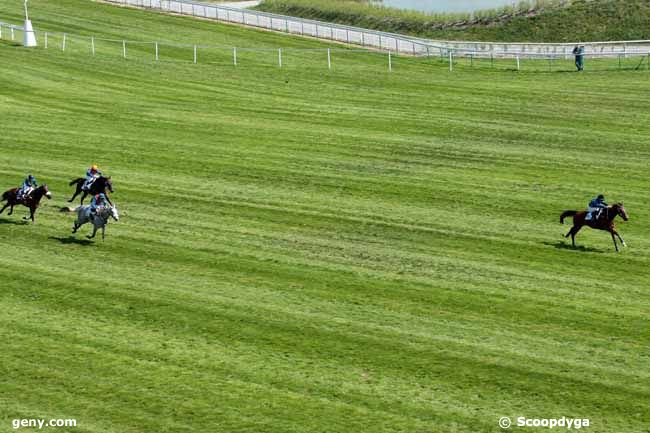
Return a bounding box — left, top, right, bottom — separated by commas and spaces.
449, 51, 453, 72
91, 36, 95, 55
44, 32, 47, 49
233, 47, 237, 66
278, 48, 282, 67
388, 50, 392, 72
155, 41, 159, 61
516, 55, 520, 71
62, 33, 66, 51
23, 0, 37, 47
193, 44, 197, 64
123, 40, 126, 59
327, 48, 331, 70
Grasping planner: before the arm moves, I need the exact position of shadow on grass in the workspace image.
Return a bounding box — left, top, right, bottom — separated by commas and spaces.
543, 241, 604, 253
0, 218, 29, 225
49, 236, 94, 246
0, 40, 22, 48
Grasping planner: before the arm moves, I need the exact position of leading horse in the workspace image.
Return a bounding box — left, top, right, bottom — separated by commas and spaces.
72, 205, 119, 240
0, 185, 53, 223
560, 203, 629, 252
68, 176, 114, 205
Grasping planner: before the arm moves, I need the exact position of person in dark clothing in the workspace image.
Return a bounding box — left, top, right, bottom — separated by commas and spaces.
573, 45, 585, 71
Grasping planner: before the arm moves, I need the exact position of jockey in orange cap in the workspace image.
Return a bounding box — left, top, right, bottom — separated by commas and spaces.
82, 164, 102, 192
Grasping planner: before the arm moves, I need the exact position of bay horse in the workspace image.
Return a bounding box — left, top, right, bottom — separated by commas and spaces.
0, 185, 53, 223
68, 176, 113, 205
560, 203, 629, 252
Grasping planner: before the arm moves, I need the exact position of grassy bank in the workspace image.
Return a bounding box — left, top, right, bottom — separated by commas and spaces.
256, 0, 650, 42
1, 0, 650, 432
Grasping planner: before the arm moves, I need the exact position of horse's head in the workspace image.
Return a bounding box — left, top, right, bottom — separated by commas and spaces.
110, 205, 119, 222
614, 203, 628, 221
105, 176, 114, 193
40, 184, 52, 199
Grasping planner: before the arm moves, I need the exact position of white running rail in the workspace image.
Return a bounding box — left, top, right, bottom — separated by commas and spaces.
105, 0, 650, 58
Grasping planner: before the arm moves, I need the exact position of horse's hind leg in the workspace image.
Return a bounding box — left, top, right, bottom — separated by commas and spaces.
0, 203, 8, 215
79, 192, 88, 205
8, 205, 14, 216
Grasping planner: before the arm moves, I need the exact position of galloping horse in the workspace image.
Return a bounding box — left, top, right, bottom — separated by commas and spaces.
72, 205, 119, 240
0, 185, 52, 223
68, 176, 113, 205
560, 203, 629, 252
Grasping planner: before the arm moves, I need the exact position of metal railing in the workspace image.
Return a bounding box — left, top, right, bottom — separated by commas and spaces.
2, 17, 649, 74
105, 0, 650, 59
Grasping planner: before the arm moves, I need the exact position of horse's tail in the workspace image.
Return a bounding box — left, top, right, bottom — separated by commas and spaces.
69, 178, 83, 186
560, 211, 577, 224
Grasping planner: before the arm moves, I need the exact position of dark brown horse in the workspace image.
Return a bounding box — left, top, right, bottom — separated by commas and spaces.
1, 185, 53, 223
560, 203, 629, 252
68, 176, 113, 205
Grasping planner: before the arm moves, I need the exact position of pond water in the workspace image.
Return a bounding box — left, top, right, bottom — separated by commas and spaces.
376, 0, 520, 14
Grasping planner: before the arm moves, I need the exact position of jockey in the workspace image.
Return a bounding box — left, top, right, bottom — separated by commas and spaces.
82, 164, 102, 192
17, 174, 37, 201
586, 194, 608, 221
90, 193, 109, 218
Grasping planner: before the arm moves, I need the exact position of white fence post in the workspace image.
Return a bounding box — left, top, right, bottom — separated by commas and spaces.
0, 24, 3, 40
91, 36, 95, 55
278, 48, 282, 67
449, 51, 453, 72
233, 47, 237, 66
327, 48, 331, 70
11, 26, 15, 41
123, 40, 126, 59
516, 55, 520, 71
62, 33, 66, 51
44, 32, 48, 49
388, 50, 392, 72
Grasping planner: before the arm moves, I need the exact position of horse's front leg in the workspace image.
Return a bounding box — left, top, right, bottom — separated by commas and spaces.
102, 226, 106, 241
80, 192, 88, 205
87, 226, 98, 239
8, 204, 14, 216
610, 231, 619, 253
0, 203, 8, 215
613, 229, 626, 248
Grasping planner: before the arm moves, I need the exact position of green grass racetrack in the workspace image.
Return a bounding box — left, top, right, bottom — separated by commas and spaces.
1, 1, 649, 432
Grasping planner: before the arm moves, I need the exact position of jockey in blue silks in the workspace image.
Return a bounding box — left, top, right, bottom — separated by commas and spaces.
586, 194, 608, 221
17, 174, 37, 201
90, 193, 109, 218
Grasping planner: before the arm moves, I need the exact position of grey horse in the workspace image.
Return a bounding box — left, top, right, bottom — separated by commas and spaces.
72, 205, 119, 240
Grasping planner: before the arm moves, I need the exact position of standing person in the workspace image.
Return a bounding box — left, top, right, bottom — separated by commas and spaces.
573, 45, 585, 71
